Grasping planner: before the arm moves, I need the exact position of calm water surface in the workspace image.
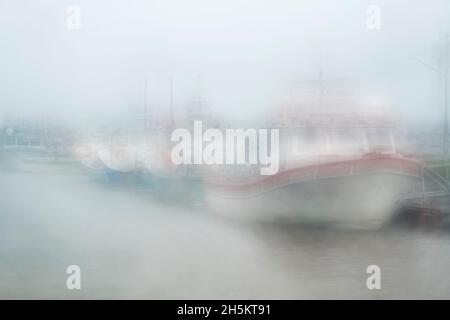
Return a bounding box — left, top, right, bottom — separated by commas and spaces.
1, 169, 450, 299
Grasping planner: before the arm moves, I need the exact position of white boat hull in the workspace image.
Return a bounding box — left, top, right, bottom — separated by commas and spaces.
204, 155, 422, 229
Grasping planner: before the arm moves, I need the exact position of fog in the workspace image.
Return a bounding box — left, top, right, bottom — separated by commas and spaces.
2, 0, 450, 300
1, 0, 450, 126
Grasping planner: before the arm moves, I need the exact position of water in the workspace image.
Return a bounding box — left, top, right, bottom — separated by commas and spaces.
1, 169, 450, 299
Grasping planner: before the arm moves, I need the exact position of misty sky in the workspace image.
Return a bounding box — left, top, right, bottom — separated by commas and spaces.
1, 0, 450, 127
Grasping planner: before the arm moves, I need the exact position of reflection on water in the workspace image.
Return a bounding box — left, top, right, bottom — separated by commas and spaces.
0, 170, 450, 299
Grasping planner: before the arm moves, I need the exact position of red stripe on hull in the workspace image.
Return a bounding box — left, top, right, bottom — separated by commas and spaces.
205, 154, 422, 197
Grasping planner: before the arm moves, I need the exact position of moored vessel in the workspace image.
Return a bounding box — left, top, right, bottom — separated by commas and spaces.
203, 88, 423, 229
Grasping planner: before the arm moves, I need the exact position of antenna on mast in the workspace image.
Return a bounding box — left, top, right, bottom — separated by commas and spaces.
144, 78, 148, 133
170, 77, 174, 127
413, 34, 450, 161
317, 53, 327, 110
444, 34, 449, 159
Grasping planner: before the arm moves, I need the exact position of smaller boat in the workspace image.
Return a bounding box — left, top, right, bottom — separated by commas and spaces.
72, 138, 105, 171
1, 122, 82, 173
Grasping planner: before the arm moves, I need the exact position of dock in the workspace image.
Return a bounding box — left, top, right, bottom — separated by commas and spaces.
396, 160, 450, 228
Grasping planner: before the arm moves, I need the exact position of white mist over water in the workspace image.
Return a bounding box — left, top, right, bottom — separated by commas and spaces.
1, 0, 450, 299
1, 170, 450, 299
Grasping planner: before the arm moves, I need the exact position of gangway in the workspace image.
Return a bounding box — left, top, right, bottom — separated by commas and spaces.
396, 163, 450, 227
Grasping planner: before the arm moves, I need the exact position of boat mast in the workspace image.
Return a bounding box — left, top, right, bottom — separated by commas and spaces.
144, 78, 149, 133
170, 77, 174, 127
444, 34, 449, 159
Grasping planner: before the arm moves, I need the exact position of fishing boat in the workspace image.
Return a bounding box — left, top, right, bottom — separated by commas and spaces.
137, 83, 213, 202
204, 153, 422, 229
72, 135, 106, 171
203, 88, 423, 229
0, 121, 82, 174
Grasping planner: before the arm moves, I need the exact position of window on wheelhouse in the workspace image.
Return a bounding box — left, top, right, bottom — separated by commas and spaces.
328, 128, 364, 155
291, 128, 327, 156
365, 128, 396, 153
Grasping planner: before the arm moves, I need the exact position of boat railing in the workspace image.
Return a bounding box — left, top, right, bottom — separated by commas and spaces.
0, 136, 46, 151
